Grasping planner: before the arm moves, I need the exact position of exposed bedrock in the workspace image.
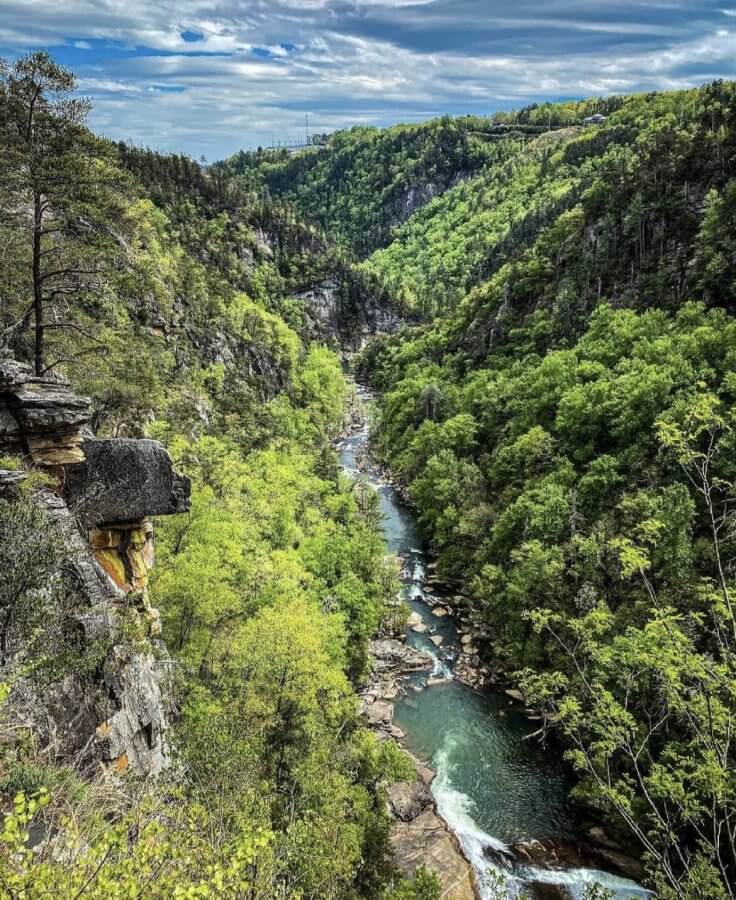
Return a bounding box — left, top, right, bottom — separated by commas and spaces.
0, 358, 190, 777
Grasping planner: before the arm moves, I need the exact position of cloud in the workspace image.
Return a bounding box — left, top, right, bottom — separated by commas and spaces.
0, 1, 733, 158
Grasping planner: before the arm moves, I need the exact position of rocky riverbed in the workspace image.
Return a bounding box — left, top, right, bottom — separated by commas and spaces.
361, 638, 479, 899
340, 384, 647, 900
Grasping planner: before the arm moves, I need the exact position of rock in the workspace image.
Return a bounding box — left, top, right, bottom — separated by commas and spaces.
63, 439, 191, 526
586, 826, 623, 850
371, 639, 433, 674
364, 700, 394, 726
429, 635, 444, 647
594, 848, 646, 882
406, 611, 423, 628
511, 838, 646, 883
527, 883, 574, 900
387, 779, 432, 822
391, 809, 477, 900
0, 468, 26, 493
290, 277, 400, 349
0, 359, 91, 465
432, 606, 450, 618
427, 677, 450, 687
97, 645, 171, 775
395, 182, 439, 223
505, 688, 525, 703
8, 491, 172, 777
460, 633, 473, 645
412, 623, 429, 634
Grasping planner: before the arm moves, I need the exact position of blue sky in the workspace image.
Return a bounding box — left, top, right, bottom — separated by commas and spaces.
1, 1, 735, 160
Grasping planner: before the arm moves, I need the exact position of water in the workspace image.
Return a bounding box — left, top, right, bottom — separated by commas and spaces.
337, 390, 650, 900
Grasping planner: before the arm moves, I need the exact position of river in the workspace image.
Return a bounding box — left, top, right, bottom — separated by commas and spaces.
337, 387, 649, 900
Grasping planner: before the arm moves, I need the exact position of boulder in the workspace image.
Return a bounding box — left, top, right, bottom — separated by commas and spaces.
371, 639, 433, 674
64, 439, 190, 526
364, 700, 394, 726
387, 779, 433, 822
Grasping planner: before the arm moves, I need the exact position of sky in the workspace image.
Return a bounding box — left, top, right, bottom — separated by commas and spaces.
1, 1, 735, 160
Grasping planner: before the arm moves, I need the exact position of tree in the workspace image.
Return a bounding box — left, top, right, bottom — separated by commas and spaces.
0, 52, 131, 374
0, 476, 72, 664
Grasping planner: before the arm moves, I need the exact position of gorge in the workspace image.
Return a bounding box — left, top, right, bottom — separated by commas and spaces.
340, 388, 648, 900
1, 48, 736, 900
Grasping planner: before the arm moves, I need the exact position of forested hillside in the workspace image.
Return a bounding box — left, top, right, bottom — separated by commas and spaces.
0, 53, 433, 899
365, 86, 734, 317
3, 44, 736, 900
359, 81, 736, 898
218, 118, 500, 256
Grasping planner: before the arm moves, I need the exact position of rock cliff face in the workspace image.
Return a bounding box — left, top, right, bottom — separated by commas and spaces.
0, 359, 189, 778
0, 359, 91, 465
291, 277, 401, 349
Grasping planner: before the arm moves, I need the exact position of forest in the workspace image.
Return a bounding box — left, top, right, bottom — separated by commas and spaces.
0, 52, 435, 899
1, 47, 736, 900
355, 82, 736, 898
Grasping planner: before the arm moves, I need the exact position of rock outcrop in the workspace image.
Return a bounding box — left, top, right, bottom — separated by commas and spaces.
0, 359, 91, 464
63, 439, 191, 598
290, 277, 401, 350
64, 439, 191, 526
0, 359, 190, 778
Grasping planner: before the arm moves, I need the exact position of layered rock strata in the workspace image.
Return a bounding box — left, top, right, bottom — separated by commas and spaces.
0, 358, 190, 777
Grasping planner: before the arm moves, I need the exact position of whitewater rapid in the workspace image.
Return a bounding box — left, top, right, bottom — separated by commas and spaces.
337, 391, 650, 900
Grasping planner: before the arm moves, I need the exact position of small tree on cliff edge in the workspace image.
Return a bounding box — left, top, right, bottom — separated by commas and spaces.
0, 52, 131, 375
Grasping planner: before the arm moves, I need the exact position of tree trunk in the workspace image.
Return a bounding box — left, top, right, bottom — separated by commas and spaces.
32, 191, 44, 375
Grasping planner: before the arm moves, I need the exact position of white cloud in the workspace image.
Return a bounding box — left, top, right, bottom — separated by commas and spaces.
0, 1, 734, 157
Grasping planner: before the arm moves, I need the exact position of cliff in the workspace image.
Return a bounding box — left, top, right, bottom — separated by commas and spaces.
290, 275, 401, 350
0, 359, 190, 777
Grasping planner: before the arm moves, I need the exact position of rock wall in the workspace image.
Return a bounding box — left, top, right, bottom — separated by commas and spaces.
0, 359, 190, 778
0, 359, 91, 465
291, 276, 401, 350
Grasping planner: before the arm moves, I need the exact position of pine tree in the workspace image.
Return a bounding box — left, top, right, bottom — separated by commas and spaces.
0, 52, 131, 374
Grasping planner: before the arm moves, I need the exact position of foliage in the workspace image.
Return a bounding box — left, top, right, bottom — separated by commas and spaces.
0, 52, 134, 375
0, 479, 76, 669
218, 117, 500, 256
361, 80, 736, 898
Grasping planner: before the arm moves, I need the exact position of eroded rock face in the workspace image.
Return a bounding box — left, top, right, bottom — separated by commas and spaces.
8, 493, 173, 776
63, 439, 191, 526
393, 182, 439, 224
0, 359, 91, 465
0, 358, 189, 779
391, 809, 477, 900
290, 278, 401, 349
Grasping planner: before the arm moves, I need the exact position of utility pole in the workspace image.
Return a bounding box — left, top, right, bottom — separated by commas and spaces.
306, 112, 310, 145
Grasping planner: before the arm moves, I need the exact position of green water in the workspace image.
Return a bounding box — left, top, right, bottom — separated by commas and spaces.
338, 403, 648, 900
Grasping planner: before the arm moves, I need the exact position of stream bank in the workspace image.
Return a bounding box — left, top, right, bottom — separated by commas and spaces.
337, 385, 650, 900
